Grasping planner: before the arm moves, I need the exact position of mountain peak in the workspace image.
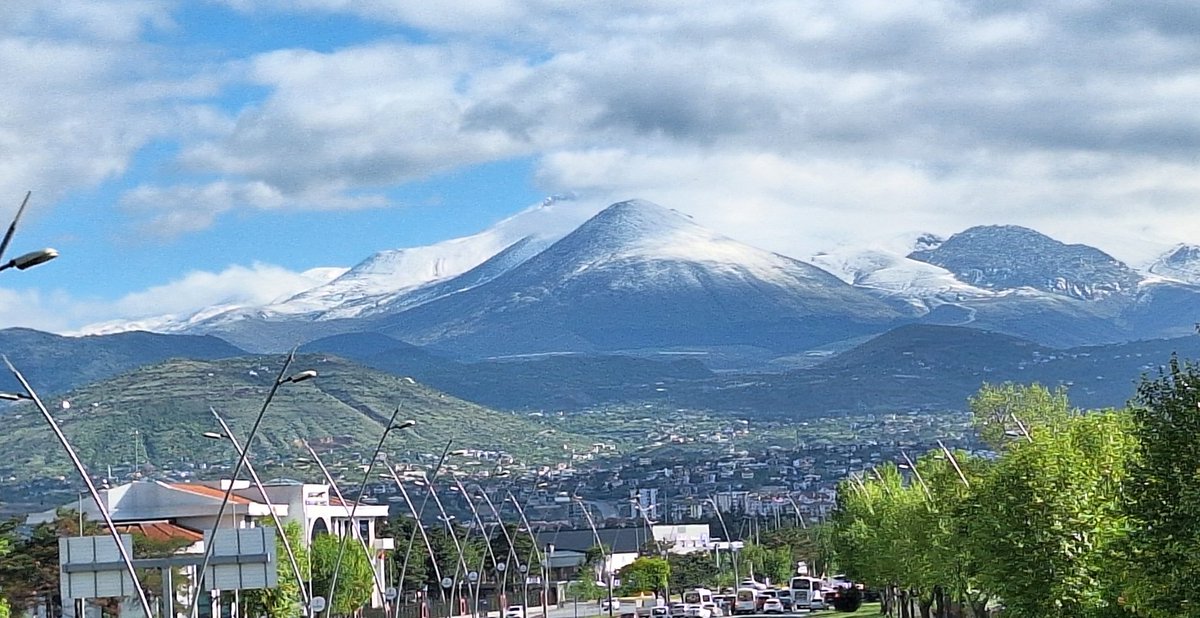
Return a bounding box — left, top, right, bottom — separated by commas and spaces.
908, 224, 1141, 301
580, 199, 697, 238
1148, 244, 1200, 284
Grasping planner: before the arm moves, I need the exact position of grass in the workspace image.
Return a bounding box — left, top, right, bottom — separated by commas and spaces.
810, 603, 882, 617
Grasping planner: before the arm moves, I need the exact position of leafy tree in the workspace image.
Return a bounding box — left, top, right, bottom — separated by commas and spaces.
738, 543, 794, 587
965, 410, 1136, 618
311, 533, 375, 616
970, 382, 1071, 449
383, 517, 431, 592
667, 551, 718, 591
617, 557, 669, 596
1122, 357, 1200, 617
242, 521, 310, 618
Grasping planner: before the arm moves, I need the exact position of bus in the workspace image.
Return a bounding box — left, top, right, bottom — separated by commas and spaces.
733, 588, 757, 615
790, 576, 826, 611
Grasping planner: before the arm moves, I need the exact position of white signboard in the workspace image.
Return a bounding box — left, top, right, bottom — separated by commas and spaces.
59, 535, 137, 600
202, 527, 278, 591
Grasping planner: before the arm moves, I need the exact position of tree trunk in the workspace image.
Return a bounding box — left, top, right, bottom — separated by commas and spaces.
899, 589, 911, 618
881, 587, 893, 617
918, 593, 933, 618
970, 600, 988, 618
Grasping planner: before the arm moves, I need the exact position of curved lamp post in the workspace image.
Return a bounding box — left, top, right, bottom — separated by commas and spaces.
202, 407, 311, 614
630, 499, 668, 601
453, 479, 500, 617
0, 191, 59, 274
1, 359, 155, 618
573, 496, 613, 618
380, 468, 444, 603
475, 488, 518, 609
325, 408, 416, 618
505, 490, 549, 618
705, 496, 739, 584
423, 475, 473, 616
188, 351, 316, 618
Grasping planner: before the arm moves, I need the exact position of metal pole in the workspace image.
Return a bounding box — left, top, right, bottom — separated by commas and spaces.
388, 441, 453, 614
425, 478, 472, 611
300, 441, 392, 616
707, 497, 738, 584
210, 408, 312, 613
454, 480, 498, 617
4, 357, 156, 618
505, 492, 545, 618
326, 408, 413, 617
936, 440, 971, 487
574, 498, 611, 618
476, 489, 518, 612
190, 350, 303, 618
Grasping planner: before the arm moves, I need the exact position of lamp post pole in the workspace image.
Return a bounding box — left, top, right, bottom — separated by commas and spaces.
382, 440, 453, 618
189, 351, 316, 618
454, 479, 499, 618
706, 496, 739, 584
2, 359, 154, 618
0, 191, 58, 274
505, 491, 547, 618
326, 408, 415, 618
424, 477, 473, 616
574, 497, 611, 618
475, 488, 518, 610
204, 407, 311, 614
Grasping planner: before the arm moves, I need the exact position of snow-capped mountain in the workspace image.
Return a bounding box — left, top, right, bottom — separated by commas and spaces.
77, 197, 1200, 360
1147, 244, 1200, 285
364, 199, 905, 359
908, 225, 1142, 301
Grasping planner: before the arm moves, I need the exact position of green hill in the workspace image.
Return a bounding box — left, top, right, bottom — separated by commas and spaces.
0, 354, 589, 481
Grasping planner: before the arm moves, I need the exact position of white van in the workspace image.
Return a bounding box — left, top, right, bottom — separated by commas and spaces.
790, 576, 825, 610
733, 588, 757, 615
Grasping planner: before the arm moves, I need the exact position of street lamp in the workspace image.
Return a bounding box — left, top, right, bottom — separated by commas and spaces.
573, 496, 613, 618
189, 350, 318, 618
378, 467, 446, 609
326, 410, 416, 618
0, 192, 59, 274
423, 475, 473, 618
202, 407, 312, 614
2, 357, 156, 618
475, 487, 518, 611
704, 496, 739, 584
0, 248, 58, 272
506, 491, 548, 618
453, 479, 500, 617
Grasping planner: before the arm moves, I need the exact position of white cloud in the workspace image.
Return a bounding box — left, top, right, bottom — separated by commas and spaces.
0, 263, 346, 335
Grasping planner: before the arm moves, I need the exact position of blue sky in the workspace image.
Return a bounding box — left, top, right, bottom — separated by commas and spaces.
3, 1, 1200, 331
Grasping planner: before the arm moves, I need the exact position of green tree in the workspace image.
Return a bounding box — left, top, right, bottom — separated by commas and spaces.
1122, 357, 1200, 617
667, 551, 717, 591
311, 533, 375, 616
965, 411, 1136, 618
617, 557, 669, 596
970, 382, 1071, 449
242, 521, 310, 618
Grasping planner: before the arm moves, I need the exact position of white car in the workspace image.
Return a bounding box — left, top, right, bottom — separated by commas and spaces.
762, 599, 784, 614
504, 606, 524, 618
701, 602, 723, 617
601, 599, 621, 612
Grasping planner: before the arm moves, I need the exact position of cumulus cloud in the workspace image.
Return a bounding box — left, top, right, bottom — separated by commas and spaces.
0, 262, 344, 334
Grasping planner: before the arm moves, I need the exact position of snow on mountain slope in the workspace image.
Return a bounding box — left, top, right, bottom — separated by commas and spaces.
810, 248, 996, 311
374, 200, 905, 357
1147, 244, 1200, 285
264, 195, 600, 319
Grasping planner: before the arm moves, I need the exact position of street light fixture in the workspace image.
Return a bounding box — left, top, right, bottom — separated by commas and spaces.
202, 408, 312, 614
189, 350, 317, 618
506, 490, 548, 618
2, 356, 155, 618
0, 192, 60, 274
0, 248, 58, 272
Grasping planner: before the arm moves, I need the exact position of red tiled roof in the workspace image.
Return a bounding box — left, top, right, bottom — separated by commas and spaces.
112, 521, 203, 544
169, 483, 254, 505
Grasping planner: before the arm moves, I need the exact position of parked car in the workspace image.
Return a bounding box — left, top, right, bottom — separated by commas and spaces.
504, 606, 524, 618
701, 602, 723, 617
762, 599, 784, 614
651, 607, 669, 617
601, 599, 622, 612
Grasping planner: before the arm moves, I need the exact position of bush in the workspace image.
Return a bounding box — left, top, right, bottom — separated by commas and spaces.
832, 587, 862, 613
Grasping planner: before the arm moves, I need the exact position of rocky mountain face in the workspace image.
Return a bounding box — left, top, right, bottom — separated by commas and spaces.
908, 225, 1142, 301
1148, 244, 1200, 284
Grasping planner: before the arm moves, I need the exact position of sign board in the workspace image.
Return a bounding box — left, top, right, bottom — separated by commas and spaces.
202, 527, 278, 591
59, 535, 137, 600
